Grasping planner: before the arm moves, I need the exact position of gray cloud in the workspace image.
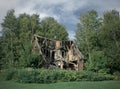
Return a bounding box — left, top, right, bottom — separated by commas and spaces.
0, 0, 120, 39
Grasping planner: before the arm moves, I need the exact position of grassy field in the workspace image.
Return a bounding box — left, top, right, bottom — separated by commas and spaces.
0, 81, 120, 89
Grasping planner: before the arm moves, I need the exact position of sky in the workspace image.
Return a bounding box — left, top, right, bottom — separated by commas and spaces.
0, 0, 120, 39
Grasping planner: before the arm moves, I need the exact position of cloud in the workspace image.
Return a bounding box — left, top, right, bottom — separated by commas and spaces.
68, 30, 76, 40
0, 0, 21, 32
0, 0, 120, 39
0, 0, 20, 20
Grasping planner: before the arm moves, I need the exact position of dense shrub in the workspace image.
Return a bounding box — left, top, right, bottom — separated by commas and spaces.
17, 69, 38, 83
2, 68, 17, 80
113, 71, 120, 80
0, 68, 116, 83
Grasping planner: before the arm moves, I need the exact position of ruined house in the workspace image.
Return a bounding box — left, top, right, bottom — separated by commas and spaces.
32, 34, 84, 70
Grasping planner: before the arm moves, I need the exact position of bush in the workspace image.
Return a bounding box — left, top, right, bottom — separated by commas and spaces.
2, 68, 17, 80
17, 69, 36, 83
113, 71, 120, 80
0, 69, 116, 83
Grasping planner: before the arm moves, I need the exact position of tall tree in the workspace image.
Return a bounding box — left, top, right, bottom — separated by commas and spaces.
1, 11, 41, 68
99, 10, 120, 73
16, 13, 42, 67
1, 9, 17, 67
75, 10, 103, 71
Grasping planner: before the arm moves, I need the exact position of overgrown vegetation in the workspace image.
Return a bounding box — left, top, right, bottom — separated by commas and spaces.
0, 9, 120, 84
1, 68, 118, 84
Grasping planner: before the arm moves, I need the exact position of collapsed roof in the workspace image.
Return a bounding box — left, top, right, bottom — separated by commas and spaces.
32, 34, 84, 70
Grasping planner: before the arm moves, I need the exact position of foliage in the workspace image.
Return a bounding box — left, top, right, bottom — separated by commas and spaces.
113, 71, 120, 80
75, 10, 102, 71
1, 68, 17, 80
0, 69, 116, 84
39, 17, 68, 40
1, 9, 18, 67
85, 50, 107, 73
99, 10, 120, 73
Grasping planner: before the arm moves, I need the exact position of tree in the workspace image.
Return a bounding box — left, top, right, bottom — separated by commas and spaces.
1, 11, 41, 68
0, 36, 4, 69
75, 10, 103, 71
40, 17, 68, 40
99, 10, 120, 73
1, 9, 17, 67
16, 13, 42, 67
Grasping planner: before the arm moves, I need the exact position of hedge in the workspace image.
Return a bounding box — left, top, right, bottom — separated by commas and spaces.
1, 68, 115, 83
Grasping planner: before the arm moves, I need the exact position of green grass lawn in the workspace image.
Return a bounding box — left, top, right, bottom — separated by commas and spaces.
0, 81, 120, 89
